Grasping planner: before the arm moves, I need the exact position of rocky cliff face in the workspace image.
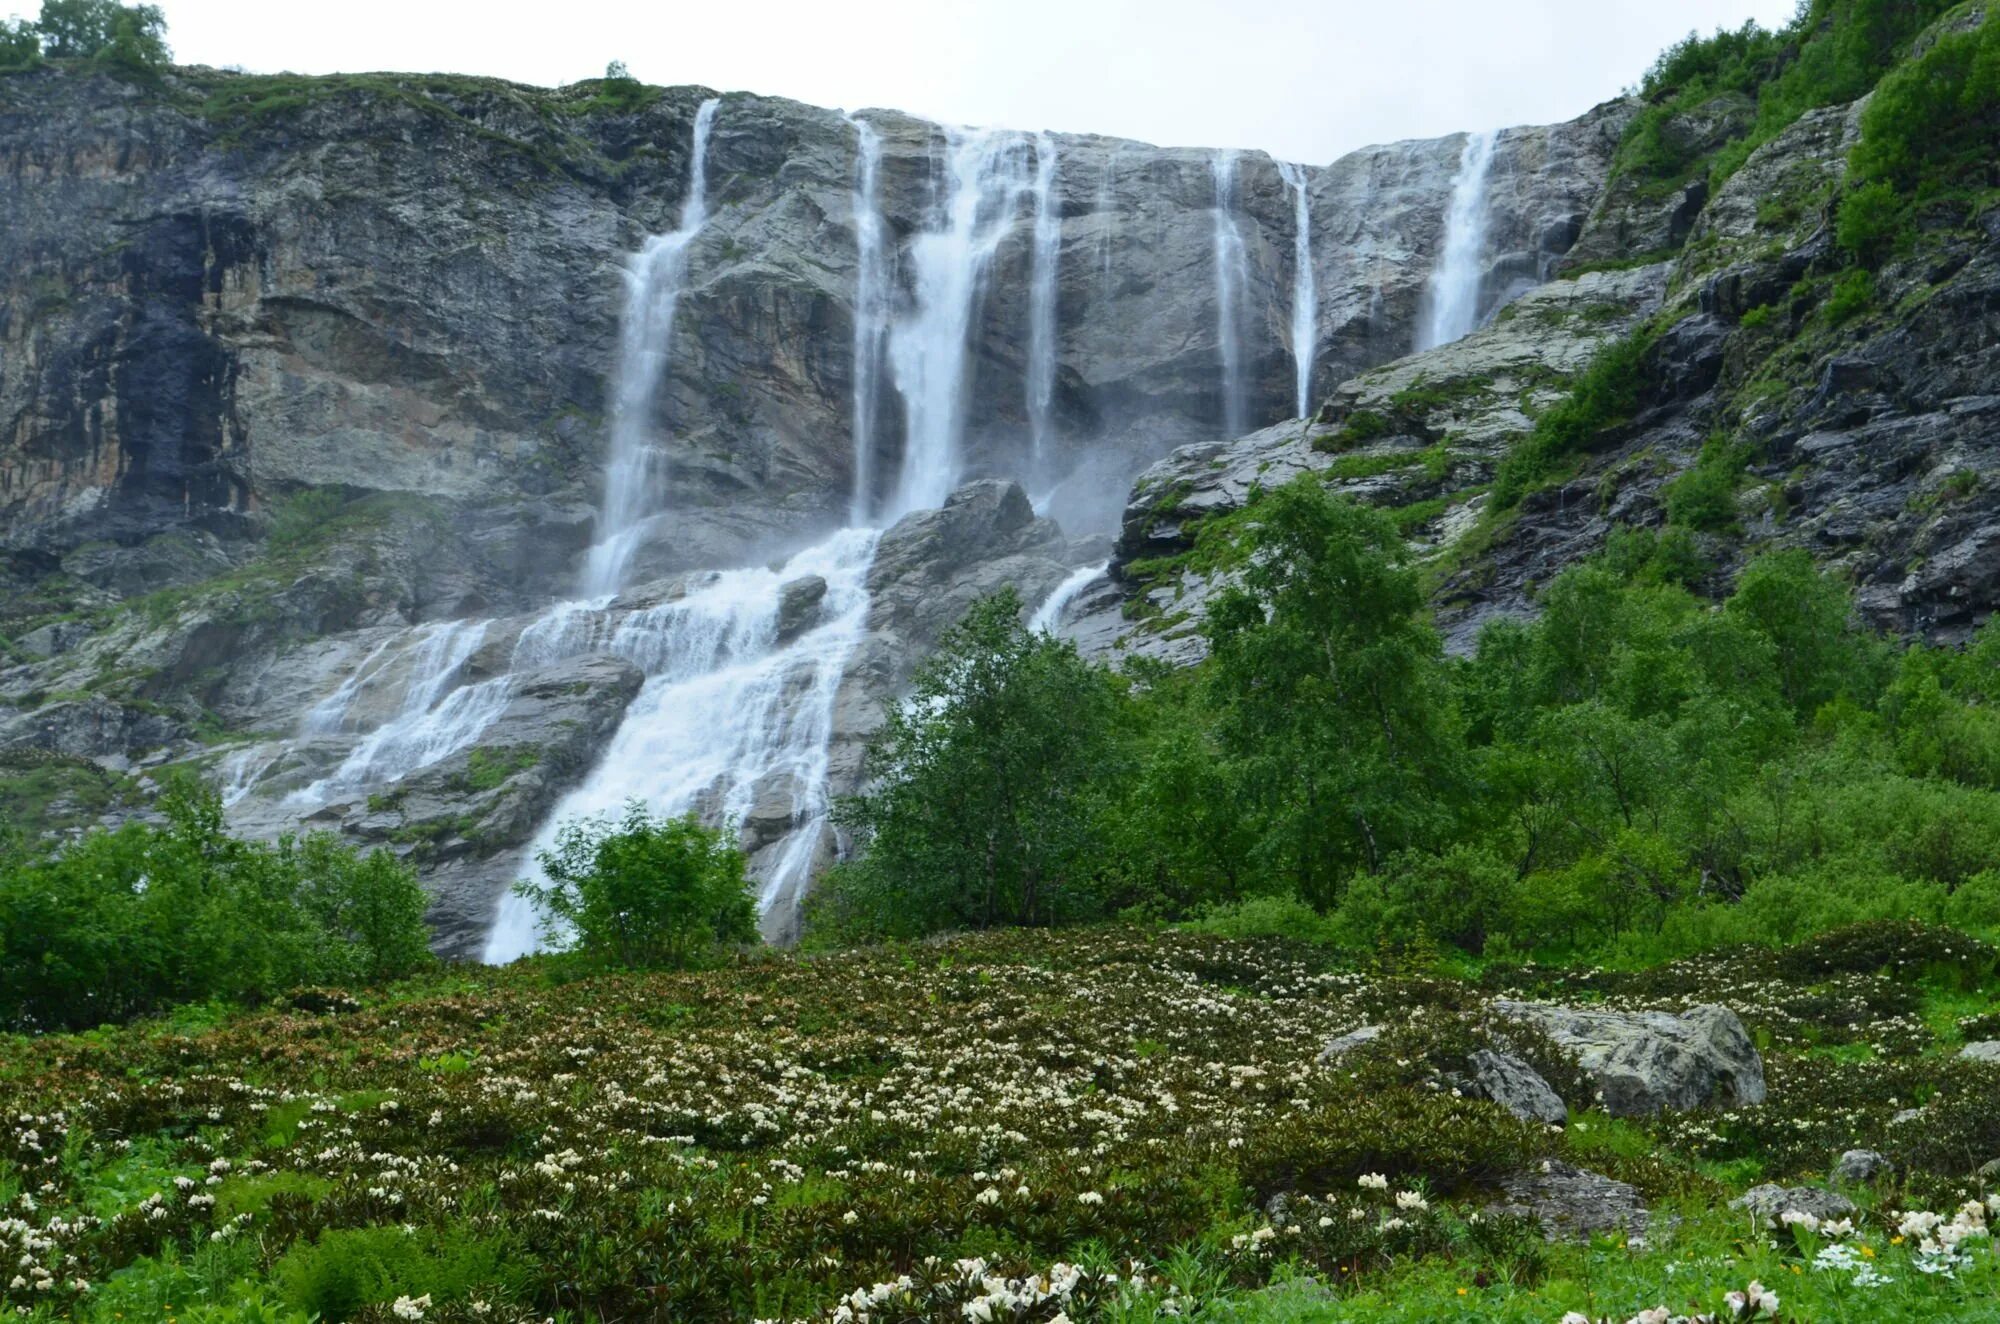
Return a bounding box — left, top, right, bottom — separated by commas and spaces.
0, 60, 1732, 953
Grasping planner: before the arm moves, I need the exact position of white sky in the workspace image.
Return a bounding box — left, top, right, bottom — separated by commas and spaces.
147, 0, 1802, 162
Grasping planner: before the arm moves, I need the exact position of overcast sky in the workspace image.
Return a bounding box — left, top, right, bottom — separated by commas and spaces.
150, 0, 1801, 162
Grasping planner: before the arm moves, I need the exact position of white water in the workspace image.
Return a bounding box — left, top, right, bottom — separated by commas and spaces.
886, 127, 1035, 519
1276, 161, 1317, 418
1417, 129, 1496, 352
1029, 561, 1108, 635
1210, 149, 1250, 438
287, 620, 506, 805
847, 114, 891, 526
484, 528, 881, 961
583, 97, 721, 596
1026, 132, 1062, 469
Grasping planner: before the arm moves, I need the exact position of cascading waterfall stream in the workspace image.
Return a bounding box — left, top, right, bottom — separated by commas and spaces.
886, 127, 1034, 519
847, 114, 891, 526
483, 529, 881, 962
1276, 161, 1317, 418
1029, 561, 1108, 635
1026, 133, 1062, 469
1417, 128, 1496, 352
1210, 149, 1250, 438
583, 97, 720, 596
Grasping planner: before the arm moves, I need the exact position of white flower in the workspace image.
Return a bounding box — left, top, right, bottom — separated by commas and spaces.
1358, 1173, 1389, 1191
1628, 1308, 1670, 1324
841, 1210, 859, 1225
1394, 1190, 1428, 1211
1076, 1191, 1104, 1205
391, 1295, 432, 1320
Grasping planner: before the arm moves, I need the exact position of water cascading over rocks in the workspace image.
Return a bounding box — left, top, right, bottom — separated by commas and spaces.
154, 85, 1625, 957
1417, 128, 1497, 351
1277, 161, 1318, 417
585, 97, 721, 596
1210, 149, 1251, 437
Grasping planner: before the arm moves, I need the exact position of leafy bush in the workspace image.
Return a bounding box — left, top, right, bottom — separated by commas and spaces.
0, 17, 39, 68
1823, 267, 1875, 323
1491, 327, 1658, 506
822, 589, 1130, 938
1835, 178, 1908, 266
0, 776, 432, 1031
515, 802, 755, 969
34, 0, 168, 68
1849, 8, 2000, 192
1664, 439, 1745, 532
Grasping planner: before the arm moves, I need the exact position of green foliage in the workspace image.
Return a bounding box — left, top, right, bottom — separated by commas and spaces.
1849, 8, 2000, 192
515, 802, 755, 970
823, 590, 1130, 937
461, 745, 539, 792
35, 0, 166, 68
1663, 436, 1747, 532
0, 17, 40, 68
1836, 178, 1910, 266
1203, 480, 1463, 907
1491, 328, 1657, 507
1824, 267, 1876, 323
0, 775, 432, 1031
270, 1225, 511, 1321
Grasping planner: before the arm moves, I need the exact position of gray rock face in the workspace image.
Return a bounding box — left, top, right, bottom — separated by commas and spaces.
1085, 259, 1669, 661
1317, 1025, 1385, 1063
1961, 1041, 2000, 1064
1491, 1160, 1648, 1241
229, 653, 644, 958
775, 575, 829, 642
1493, 1002, 1766, 1117
1831, 1149, 1892, 1186
1466, 1049, 1569, 1127
1731, 1184, 1857, 1228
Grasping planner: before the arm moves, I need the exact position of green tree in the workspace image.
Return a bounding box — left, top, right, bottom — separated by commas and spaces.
0, 775, 432, 1031
1724, 550, 1870, 715
35, 0, 163, 62
0, 17, 40, 68
517, 803, 756, 969
1203, 478, 1463, 907
825, 589, 1128, 937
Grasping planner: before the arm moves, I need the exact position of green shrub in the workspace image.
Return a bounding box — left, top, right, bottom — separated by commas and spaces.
271, 1226, 512, 1322
515, 802, 756, 969
0, 775, 432, 1031
1836, 179, 1909, 266
1491, 328, 1657, 507
1182, 895, 1340, 945
1849, 9, 2000, 192
0, 17, 39, 68
35, 0, 167, 67
1664, 439, 1746, 532
1824, 268, 1875, 323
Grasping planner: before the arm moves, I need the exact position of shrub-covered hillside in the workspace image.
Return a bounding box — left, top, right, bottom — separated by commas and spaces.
5, 924, 2000, 1321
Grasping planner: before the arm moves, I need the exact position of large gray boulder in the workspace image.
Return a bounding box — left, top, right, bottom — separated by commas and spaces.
1493, 1002, 1766, 1117
1466, 1049, 1569, 1127
1831, 1149, 1892, 1186
1960, 1041, 2000, 1064
1491, 1161, 1648, 1241
1731, 1184, 1857, 1228
1317, 1025, 1385, 1063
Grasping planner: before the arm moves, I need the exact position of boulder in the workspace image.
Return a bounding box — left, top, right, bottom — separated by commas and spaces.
1731, 1184, 1856, 1228
1467, 1049, 1568, 1127
1317, 1025, 1384, 1063
775, 575, 828, 642
1960, 1041, 2000, 1064
1830, 1149, 1892, 1186
1493, 1001, 1766, 1117
1491, 1160, 1648, 1241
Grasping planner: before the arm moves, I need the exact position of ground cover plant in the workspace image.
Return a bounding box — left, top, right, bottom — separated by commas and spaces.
3, 922, 1998, 1321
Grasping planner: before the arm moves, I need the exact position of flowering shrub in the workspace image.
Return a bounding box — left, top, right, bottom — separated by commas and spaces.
3, 925, 1999, 1322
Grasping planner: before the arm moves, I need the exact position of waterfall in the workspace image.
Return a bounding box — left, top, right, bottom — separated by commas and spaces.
1210, 149, 1249, 438
885, 127, 1034, 519
847, 114, 891, 526
1276, 161, 1317, 418
286, 620, 507, 806
483, 528, 881, 961
1417, 129, 1497, 352
1025, 132, 1062, 469
582, 96, 721, 596
1029, 561, 1108, 635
